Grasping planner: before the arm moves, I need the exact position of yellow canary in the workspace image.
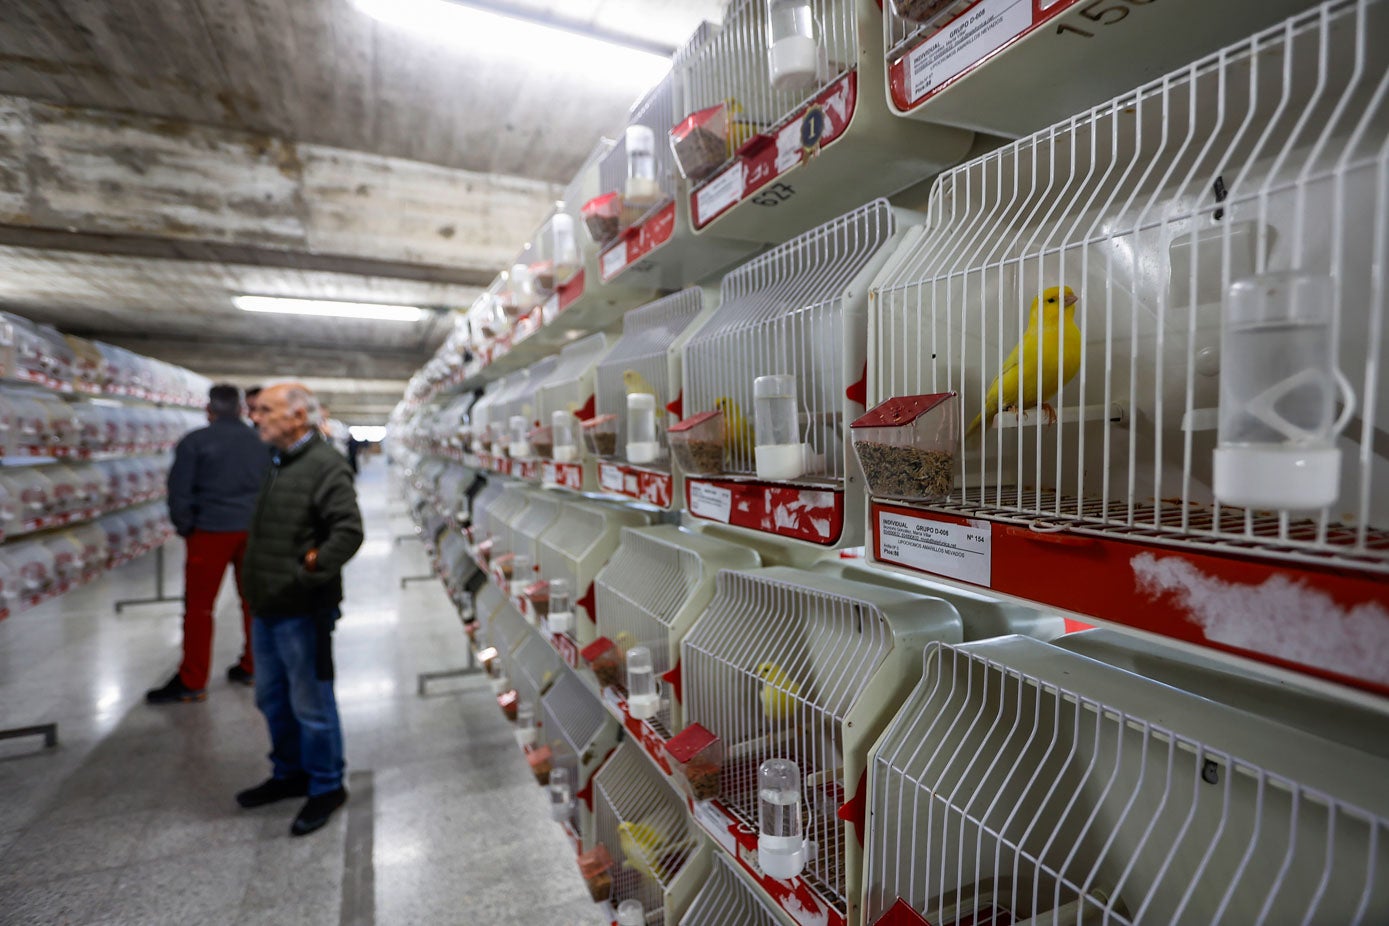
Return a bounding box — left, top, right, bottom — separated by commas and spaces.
756, 661, 802, 722
713, 397, 754, 460
622, 369, 662, 414
618, 819, 671, 881
614, 631, 637, 655
966, 286, 1082, 437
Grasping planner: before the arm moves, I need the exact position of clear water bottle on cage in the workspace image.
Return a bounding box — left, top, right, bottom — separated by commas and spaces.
754, 374, 809, 480
625, 125, 661, 208
551, 410, 579, 463
616, 900, 645, 926
1213, 272, 1355, 510
508, 415, 532, 459
515, 701, 536, 748
624, 645, 660, 720
509, 553, 531, 598
626, 393, 660, 465
758, 758, 807, 879
767, 0, 820, 94
547, 578, 573, 634
548, 766, 573, 822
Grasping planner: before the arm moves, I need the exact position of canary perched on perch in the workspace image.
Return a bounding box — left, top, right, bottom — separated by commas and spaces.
756, 661, 802, 722
713, 396, 754, 460
966, 286, 1082, 437
618, 818, 673, 881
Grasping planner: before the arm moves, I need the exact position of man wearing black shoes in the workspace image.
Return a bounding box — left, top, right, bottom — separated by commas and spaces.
235, 382, 363, 837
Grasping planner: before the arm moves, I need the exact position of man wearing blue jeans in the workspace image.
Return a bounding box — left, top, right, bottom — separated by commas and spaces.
235, 382, 364, 837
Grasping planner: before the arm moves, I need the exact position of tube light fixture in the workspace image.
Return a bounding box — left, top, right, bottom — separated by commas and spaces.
233, 296, 426, 322
351, 0, 672, 89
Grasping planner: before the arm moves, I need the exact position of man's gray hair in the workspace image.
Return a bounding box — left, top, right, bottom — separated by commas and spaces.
264, 379, 322, 426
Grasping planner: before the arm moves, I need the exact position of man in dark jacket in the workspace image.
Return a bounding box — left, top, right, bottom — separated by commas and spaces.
147, 383, 270, 704
235, 381, 363, 837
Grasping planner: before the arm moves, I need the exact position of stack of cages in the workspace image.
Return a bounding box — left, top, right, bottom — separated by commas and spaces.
468, 280, 513, 367
882, 0, 1323, 138
471, 581, 509, 670
865, 0, 1389, 694
465, 476, 506, 565
862, 629, 1389, 925
596, 25, 763, 291
591, 524, 761, 748
591, 289, 718, 510
680, 850, 795, 926
537, 499, 653, 665
465, 377, 507, 461
485, 591, 535, 724
678, 199, 918, 549
678, 566, 965, 925
503, 357, 560, 479
539, 663, 623, 850
590, 740, 710, 925
506, 490, 565, 622
673, 0, 972, 241
530, 333, 613, 491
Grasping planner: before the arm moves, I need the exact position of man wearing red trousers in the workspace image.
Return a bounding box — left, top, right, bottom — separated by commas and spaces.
146, 384, 271, 704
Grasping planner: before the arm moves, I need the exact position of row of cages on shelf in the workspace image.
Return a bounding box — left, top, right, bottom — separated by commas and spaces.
0, 501, 173, 620
0, 310, 210, 405
0, 456, 172, 541
404, 0, 1342, 408
394, 460, 1389, 926
0, 392, 202, 460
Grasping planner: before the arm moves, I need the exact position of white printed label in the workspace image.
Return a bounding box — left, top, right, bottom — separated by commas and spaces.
601, 240, 628, 280
693, 801, 736, 853
541, 462, 557, 485
695, 164, 745, 225
599, 463, 624, 492
878, 511, 992, 586
907, 0, 1032, 103
689, 481, 732, 523
775, 120, 803, 174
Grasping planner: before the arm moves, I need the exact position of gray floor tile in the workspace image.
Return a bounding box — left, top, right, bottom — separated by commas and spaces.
0, 868, 122, 926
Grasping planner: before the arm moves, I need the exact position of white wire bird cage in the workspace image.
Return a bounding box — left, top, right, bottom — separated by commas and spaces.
465, 378, 508, 457
465, 477, 506, 548
599, 77, 680, 243
862, 632, 1389, 926
593, 525, 761, 738
540, 663, 624, 849
528, 333, 612, 490
472, 582, 508, 653
681, 199, 917, 547
506, 631, 561, 716
591, 289, 718, 508
679, 849, 794, 926
478, 484, 533, 570
674, 0, 971, 241
592, 740, 710, 926
866, 0, 1389, 693
536, 499, 654, 659
882, 0, 1320, 137
680, 566, 965, 924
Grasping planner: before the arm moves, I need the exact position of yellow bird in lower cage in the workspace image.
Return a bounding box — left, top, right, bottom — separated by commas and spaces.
966, 286, 1083, 437
618, 818, 673, 882
756, 661, 802, 723
713, 396, 754, 461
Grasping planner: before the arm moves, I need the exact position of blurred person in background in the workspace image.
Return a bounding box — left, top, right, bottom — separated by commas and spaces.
245, 385, 263, 430
147, 383, 271, 703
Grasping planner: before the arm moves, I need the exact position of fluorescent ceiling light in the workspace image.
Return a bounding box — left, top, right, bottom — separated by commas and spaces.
350, 425, 389, 442
352, 0, 671, 89
234, 296, 425, 322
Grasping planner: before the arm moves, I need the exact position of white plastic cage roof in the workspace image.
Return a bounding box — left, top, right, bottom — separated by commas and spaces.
593, 740, 700, 921
595, 289, 708, 462
540, 663, 616, 787
508, 632, 561, 711
869, 0, 1389, 574
532, 333, 611, 423
683, 198, 903, 476
679, 850, 789, 926
467, 378, 508, 435
680, 565, 963, 913
497, 357, 558, 429
535, 500, 652, 611
508, 490, 564, 565
863, 634, 1389, 925
678, 0, 861, 131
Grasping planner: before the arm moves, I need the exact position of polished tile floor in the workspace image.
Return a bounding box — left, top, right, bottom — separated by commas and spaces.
0, 458, 603, 926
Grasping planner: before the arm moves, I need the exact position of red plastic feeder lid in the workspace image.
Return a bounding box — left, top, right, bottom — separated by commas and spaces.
850, 393, 958, 429
526, 745, 552, 768
669, 409, 722, 433
580, 636, 616, 663
581, 192, 622, 217
577, 843, 614, 876
664, 723, 718, 763
497, 689, 518, 709
523, 579, 549, 600
580, 413, 618, 430
670, 102, 725, 140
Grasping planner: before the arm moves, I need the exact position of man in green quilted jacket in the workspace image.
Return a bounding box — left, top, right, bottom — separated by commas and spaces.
234, 381, 364, 837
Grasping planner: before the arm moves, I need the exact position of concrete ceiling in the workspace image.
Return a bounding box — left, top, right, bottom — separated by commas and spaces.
0, 0, 726, 423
